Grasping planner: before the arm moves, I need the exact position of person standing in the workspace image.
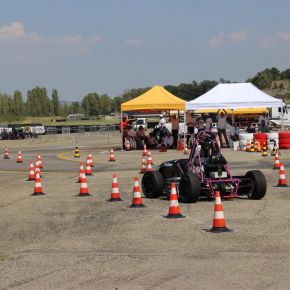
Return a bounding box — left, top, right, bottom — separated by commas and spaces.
258, 113, 269, 126
204, 113, 213, 131
186, 111, 196, 146
170, 114, 179, 148
217, 109, 230, 148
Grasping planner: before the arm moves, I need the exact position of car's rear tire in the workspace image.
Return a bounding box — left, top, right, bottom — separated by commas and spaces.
245, 170, 267, 199
179, 173, 201, 203
142, 171, 164, 198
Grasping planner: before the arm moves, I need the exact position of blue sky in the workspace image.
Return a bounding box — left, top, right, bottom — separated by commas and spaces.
1, 0, 290, 101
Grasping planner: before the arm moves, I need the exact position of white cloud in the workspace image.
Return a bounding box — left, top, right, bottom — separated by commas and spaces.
277, 32, 290, 42
259, 32, 290, 48
0, 22, 101, 47
126, 37, 143, 47
208, 31, 247, 48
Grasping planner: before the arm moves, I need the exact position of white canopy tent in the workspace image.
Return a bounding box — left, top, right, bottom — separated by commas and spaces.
186, 83, 284, 110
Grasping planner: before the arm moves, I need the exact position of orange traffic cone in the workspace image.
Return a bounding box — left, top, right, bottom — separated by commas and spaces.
27, 162, 35, 181
108, 174, 122, 202
177, 139, 183, 151
109, 148, 116, 161
210, 191, 231, 233
140, 156, 147, 174
249, 141, 255, 152
36, 154, 43, 169
85, 159, 93, 175
79, 172, 90, 196
276, 162, 288, 187
273, 153, 281, 170
142, 144, 148, 156
125, 140, 131, 151
35, 161, 41, 177
245, 140, 251, 152
16, 150, 23, 163
130, 177, 145, 207
77, 162, 85, 183
147, 151, 153, 165
88, 153, 94, 167
184, 144, 189, 155
165, 183, 185, 218
257, 141, 261, 152
31, 172, 44, 196
3, 147, 9, 159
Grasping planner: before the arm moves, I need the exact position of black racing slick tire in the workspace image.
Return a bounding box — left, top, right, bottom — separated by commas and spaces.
245, 170, 267, 200
179, 172, 201, 203
142, 171, 164, 198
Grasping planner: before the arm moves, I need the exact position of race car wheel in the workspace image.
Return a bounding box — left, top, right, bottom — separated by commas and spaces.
245, 170, 267, 200
142, 171, 164, 198
179, 173, 201, 203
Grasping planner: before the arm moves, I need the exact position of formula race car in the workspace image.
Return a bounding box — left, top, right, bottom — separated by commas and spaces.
141, 131, 267, 203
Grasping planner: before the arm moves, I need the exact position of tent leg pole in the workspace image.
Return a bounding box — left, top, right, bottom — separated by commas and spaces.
183, 111, 186, 148
121, 111, 123, 151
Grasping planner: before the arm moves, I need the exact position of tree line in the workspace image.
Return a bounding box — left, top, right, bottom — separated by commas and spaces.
0, 67, 289, 121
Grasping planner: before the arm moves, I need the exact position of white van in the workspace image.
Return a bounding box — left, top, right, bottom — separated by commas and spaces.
134, 118, 147, 130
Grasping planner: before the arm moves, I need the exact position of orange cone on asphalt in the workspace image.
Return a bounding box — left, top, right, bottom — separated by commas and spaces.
109, 148, 116, 161
130, 177, 145, 208
85, 159, 93, 175
36, 154, 43, 169
246, 140, 251, 152
165, 183, 185, 218
31, 172, 44, 196
273, 153, 281, 170
140, 156, 147, 174
16, 150, 23, 163
210, 191, 231, 233
146, 161, 153, 172
108, 174, 122, 202
276, 162, 288, 187
177, 139, 183, 151
142, 144, 148, 156
87, 153, 94, 167
184, 144, 189, 155
147, 151, 153, 165
77, 162, 85, 183
79, 172, 90, 196
27, 162, 35, 181
35, 161, 41, 177
4, 147, 9, 159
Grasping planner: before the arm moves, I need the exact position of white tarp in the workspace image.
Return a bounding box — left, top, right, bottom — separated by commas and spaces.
186, 83, 284, 110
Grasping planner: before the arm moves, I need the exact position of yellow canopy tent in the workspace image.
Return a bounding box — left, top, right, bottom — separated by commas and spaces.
121, 85, 185, 111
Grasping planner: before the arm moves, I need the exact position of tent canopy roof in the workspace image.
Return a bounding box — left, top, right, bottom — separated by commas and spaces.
121, 85, 185, 111
186, 83, 283, 110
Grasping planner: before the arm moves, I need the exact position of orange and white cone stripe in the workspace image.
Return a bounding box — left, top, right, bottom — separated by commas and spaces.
140, 157, 147, 174
27, 162, 35, 181
147, 151, 153, 165
166, 183, 184, 218
4, 147, 9, 159
77, 163, 84, 183
130, 177, 145, 207
85, 159, 93, 175
276, 163, 288, 187
16, 150, 23, 163
146, 162, 153, 172
125, 140, 131, 151
32, 172, 44, 195
273, 153, 281, 170
210, 191, 231, 232
79, 172, 90, 196
142, 144, 148, 156
36, 154, 43, 168
88, 153, 94, 167
109, 148, 116, 161
108, 174, 122, 201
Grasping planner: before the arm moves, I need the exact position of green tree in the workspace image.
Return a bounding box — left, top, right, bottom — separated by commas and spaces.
12, 90, 24, 116
51, 89, 60, 116
82, 93, 99, 116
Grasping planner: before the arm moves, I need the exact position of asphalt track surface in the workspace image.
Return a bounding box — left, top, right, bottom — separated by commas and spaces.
1, 132, 290, 289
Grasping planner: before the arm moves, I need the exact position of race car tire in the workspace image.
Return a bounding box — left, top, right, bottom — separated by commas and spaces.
141, 171, 164, 198
245, 170, 267, 200
179, 172, 201, 203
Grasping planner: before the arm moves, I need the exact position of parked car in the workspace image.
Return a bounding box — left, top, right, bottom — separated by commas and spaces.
134, 118, 148, 130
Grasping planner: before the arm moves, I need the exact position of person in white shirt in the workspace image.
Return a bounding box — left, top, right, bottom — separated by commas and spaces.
204, 114, 213, 131
163, 131, 174, 148
217, 109, 230, 148
229, 123, 240, 142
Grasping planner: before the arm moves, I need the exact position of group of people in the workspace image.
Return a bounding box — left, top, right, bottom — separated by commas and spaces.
120, 111, 271, 150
